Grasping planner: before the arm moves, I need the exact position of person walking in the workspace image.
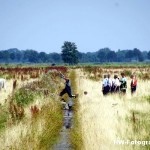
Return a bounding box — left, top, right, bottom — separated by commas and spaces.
113, 75, 120, 93
102, 75, 109, 95
131, 74, 137, 94
107, 74, 113, 93
120, 73, 127, 94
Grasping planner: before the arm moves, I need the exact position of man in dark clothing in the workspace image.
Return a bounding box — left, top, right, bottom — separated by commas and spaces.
59, 75, 77, 98
120, 73, 127, 94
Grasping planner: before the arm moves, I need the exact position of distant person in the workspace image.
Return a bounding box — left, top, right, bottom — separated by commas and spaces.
113, 75, 120, 93
107, 74, 113, 93
102, 75, 109, 95
130, 74, 137, 94
120, 73, 127, 94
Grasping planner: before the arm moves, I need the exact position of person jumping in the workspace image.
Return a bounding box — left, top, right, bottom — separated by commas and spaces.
59, 73, 77, 98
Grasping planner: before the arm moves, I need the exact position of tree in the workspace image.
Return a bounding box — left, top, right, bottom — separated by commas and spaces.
116, 50, 126, 62
38, 52, 48, 63
125, 50, 134, 61
49, 53, 62, 63
147, 51, 150, 60
15, 51, 22, 61
97, 48, 111, 62
133, 48, 144, 62
107, 51, 117, 62
0, 51, 10, 62
23, 50, 39, 63
97, 51, 106, 62
61, 41, 79, 65
10, 52, 16, 61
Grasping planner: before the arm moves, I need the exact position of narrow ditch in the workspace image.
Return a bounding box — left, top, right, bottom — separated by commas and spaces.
52, 100, 73, 150
52, 70, 76, 150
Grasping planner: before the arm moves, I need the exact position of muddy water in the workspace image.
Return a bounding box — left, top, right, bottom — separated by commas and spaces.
52, 108, 73, 150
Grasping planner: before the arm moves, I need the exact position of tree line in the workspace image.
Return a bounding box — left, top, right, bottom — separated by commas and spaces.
0, 41, 150, 64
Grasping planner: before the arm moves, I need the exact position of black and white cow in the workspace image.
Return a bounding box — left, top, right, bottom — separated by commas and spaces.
0, 78, 6, 91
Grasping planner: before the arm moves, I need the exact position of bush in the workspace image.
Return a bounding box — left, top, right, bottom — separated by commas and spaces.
123, 69, 132, 77
0, 106, 8, 131
14, 88, 34, 106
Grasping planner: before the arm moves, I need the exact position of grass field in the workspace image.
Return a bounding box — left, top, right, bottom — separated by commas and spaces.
0, 64, 150, 150
74, 67, 150, 150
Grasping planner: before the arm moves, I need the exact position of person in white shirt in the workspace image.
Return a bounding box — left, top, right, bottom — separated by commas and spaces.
113, 75, 120, 93
108, 74, 113, 93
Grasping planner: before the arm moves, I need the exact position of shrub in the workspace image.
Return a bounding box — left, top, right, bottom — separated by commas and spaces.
123, 69, 132, 77
14, 88, 34, 106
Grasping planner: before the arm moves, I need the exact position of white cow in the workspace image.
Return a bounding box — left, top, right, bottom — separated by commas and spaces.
0, 78, 6, 91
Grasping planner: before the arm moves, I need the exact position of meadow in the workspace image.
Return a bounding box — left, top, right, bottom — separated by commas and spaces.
74, 65, 150, 150
0, 64, 150, 150
0, 66, 66, 149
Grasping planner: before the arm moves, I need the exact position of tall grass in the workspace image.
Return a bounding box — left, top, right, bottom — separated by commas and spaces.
0, 70, 64, 149
76, 69, 150, 150
0, 98, 63, 150
70, 70, 83, 150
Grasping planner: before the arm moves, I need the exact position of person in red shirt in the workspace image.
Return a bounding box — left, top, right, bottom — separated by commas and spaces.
130, 74, 137, 94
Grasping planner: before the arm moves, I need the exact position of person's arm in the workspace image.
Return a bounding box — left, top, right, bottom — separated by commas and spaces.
58, 71, 65, 78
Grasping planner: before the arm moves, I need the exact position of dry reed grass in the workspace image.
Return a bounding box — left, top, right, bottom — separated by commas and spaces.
76, 69, 150, 150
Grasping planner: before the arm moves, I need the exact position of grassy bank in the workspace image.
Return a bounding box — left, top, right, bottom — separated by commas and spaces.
70, 70, 83, 150
0, 70, 64, 149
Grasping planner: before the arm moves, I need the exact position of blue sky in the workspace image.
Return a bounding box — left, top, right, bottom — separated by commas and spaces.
0, 0, 150, 53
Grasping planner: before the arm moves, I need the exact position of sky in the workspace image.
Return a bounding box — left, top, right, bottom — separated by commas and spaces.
0, 0, 150, 53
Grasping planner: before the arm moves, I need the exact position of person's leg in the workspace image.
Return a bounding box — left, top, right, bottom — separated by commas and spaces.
121, 89, 126, 94
115, 86, 119, 93
134, 86, 137, 93
131, 87, 134, 94
111, 86, 115, 93
131, 86, 136, 94
124, 89, 126, 94
66, 87, 76, 98
59, 88, 67, 97
103, 87, 107, 95
106, 86, 109, 94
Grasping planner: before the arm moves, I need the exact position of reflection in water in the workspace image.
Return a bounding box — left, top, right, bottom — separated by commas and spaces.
64, 109, 73, 129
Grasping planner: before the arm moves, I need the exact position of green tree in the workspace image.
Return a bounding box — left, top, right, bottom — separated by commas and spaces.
116, 50, 126, 62
61, 41, 79, 65
49, 53, 62, 63
97, 48, 111, 62
38, 52, 48, 63
133, 48, 144, 62
24, 50, 39, 63
107, 51, 117, 62
147, 51, 150, 60
10, 52, 16, 61
0, 51, 10, 62
125, 50, 134, 61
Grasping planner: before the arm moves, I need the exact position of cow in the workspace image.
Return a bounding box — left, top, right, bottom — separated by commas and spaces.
0, 78, 6, 91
